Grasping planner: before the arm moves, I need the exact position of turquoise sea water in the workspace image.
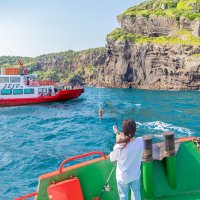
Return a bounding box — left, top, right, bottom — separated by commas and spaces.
0, 87, 199, 199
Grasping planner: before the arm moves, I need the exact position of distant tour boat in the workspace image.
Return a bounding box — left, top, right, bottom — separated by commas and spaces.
0, 60, 84, 107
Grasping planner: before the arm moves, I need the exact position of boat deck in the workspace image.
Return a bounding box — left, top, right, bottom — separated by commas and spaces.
156, 191, 200, 199
16, 139, 200, 200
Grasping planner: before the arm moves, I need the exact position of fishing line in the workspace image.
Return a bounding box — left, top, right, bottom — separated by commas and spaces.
97, 74, 104, 123
97, 74, 102, 109
113, 113, 118, 129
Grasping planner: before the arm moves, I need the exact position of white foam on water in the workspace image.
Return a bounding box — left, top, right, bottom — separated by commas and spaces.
137, 121, 195, 136
123, 102, 133, 107
134, 104, 141, 107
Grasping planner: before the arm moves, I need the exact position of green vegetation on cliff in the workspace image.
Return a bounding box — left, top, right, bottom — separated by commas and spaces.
0, 47, 104, 83
192, 53, 200, 57
34, 48, 104, 82
108, 28, 200, 46
0, 56, 35, 69
120, 0, 200, 21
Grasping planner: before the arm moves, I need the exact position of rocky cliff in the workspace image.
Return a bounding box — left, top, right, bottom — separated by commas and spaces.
97, 0, 200, 90
33, 48, 107, 84
100, 40, 200, 90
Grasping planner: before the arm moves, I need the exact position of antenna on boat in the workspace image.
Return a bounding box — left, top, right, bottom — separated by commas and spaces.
114, 114, 118, 129
18, 60, 28, 75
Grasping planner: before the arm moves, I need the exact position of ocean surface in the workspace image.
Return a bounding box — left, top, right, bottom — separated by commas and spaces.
0, 87, 199, 199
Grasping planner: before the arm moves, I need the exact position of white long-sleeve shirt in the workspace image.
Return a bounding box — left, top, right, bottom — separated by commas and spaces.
110, 137, 143, 183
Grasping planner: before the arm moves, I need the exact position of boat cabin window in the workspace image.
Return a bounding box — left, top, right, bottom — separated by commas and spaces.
1, 89, 12, 95
13, 89, 23, 95
24, 88, 34, 94
0, 77, 9, 83
24, 75, 38, 86
42, 88, 47, 93
58, 85, 64, 90
38, 88, 47, 94
31, 76, 36, 81
38, 88, 42, 93
10, 77, 21, 83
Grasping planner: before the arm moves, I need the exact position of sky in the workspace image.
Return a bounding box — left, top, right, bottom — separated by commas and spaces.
0, 0, 143, 57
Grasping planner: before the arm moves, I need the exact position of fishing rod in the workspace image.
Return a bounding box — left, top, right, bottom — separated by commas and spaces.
93, 163, 116, 200
114, 114, 118, 129
113, 113, 120, 135
94, 114, 118, 199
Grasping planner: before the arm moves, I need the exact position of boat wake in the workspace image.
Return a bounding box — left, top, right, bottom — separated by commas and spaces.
137, 121, 195, 137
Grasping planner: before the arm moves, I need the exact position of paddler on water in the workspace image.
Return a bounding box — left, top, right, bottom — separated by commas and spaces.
98, 107, 103, 122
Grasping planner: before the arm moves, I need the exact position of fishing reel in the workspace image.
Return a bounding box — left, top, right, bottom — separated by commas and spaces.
193, 137, 200, 151
92, 183, 113, 200
93, 164, 116, 200
104, 183, 112, 192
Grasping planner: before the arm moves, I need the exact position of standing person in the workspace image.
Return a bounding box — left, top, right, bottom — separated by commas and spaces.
110, 119, 143, 200
26, 77, 30, 86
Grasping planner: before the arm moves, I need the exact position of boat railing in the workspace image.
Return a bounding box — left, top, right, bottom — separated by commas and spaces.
73, 85, 83, 89
15, 151, 106, 200
59, 151, 107, 173
24, 80, 56, 87
15, 192, 38, 200
38, 80, 56, 86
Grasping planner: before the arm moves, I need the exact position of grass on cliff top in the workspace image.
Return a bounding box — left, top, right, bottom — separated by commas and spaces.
108, 28, 200, 46
120, 0, 200, 21
36, 47, 104, 61
192, 53, 200, 57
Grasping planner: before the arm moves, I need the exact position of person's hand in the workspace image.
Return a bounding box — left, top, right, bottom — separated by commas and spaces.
116, 132, 124, 141
113, 125, 119, 134
118, 132, 124, 138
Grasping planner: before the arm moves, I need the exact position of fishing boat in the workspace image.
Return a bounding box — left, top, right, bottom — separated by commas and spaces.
0, 61, 84, 106
15, 133, 200, 200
